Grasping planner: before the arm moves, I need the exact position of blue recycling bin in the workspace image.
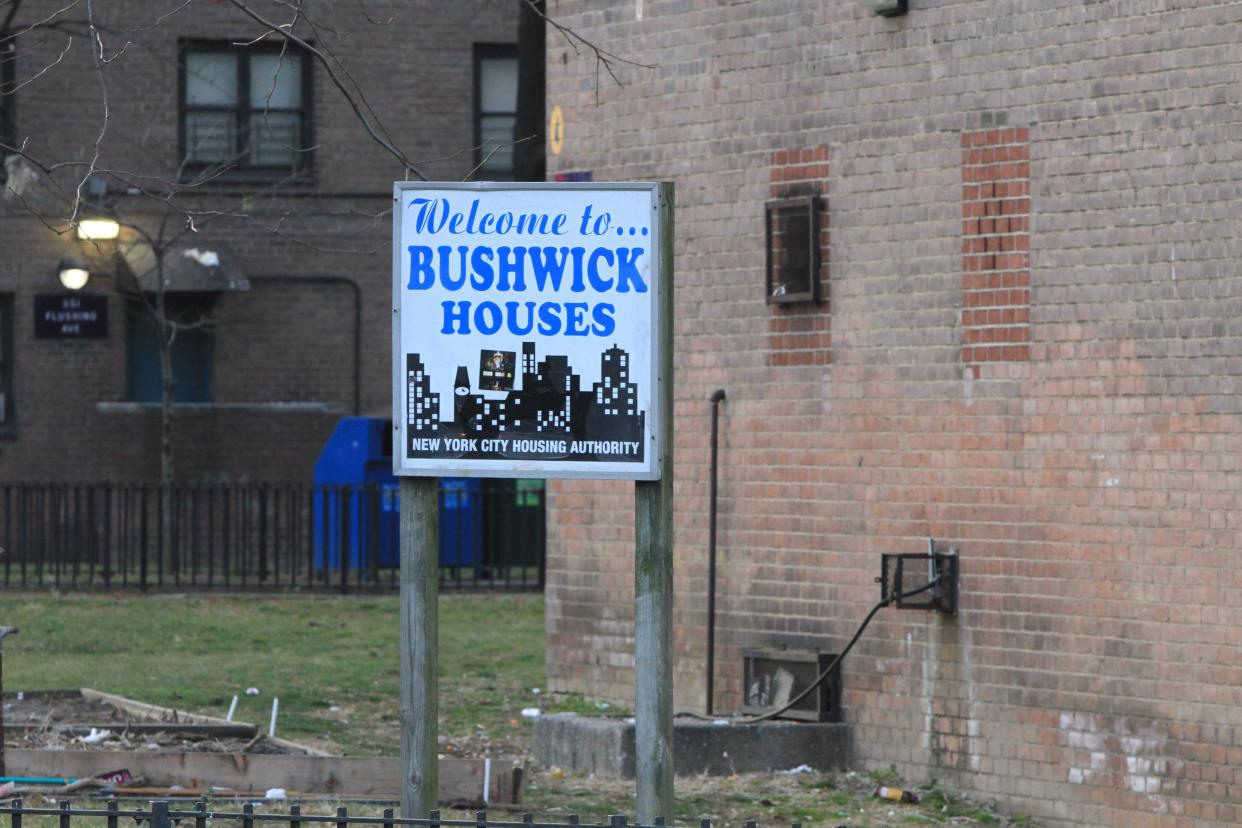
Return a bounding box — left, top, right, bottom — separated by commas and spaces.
312, 417, 482, 571
439, 478, 481, 568
313, 417, 399, 571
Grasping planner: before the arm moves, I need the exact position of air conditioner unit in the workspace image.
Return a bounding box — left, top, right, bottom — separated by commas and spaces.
741, 649, 841, 722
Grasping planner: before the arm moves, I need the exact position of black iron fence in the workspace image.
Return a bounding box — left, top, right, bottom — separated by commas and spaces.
0, 801, 795, 828
0, 480, 545, 592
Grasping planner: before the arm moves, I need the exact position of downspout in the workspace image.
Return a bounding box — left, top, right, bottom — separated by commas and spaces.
706, 388, 726, 715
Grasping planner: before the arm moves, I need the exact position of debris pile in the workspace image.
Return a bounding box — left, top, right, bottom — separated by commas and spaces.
3, 690, 309, 755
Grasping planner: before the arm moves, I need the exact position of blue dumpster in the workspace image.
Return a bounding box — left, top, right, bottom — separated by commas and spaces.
312, 417, 482, 571
313, 417, 398, 571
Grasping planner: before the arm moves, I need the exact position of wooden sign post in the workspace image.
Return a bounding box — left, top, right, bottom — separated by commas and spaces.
393, 181, 673, 820
399, 477, 439, 818
635, 182, 675, 821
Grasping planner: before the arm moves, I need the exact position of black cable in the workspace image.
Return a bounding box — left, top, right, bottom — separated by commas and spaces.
677, 572, 946, 724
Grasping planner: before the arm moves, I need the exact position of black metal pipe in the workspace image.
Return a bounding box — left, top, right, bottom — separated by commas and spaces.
706, 388, 727, 715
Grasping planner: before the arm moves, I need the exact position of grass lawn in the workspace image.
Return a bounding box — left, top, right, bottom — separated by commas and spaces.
1, 592, 575, 756
1, 593, 1036, 826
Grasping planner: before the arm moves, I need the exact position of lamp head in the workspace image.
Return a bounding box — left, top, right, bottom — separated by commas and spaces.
57, 259, 90, 290
77, 218, 120, 241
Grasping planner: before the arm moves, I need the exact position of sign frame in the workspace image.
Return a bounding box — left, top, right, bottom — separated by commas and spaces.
33, 292, 108, 339
392, 181, 665, 481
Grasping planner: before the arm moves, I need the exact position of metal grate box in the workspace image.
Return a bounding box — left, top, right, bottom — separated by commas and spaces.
741, 648, 841, 723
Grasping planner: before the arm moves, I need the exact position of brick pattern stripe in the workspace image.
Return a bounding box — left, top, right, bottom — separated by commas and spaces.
961, 128, 1030, 369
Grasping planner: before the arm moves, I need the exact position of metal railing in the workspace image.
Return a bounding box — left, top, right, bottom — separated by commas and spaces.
0, 480, 545, 593
0, 801, 796, 828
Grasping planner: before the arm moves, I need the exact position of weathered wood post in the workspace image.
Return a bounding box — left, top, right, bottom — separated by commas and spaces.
635, 182, 675, 821
399, 477, 439, 818
0, 626, 16, 776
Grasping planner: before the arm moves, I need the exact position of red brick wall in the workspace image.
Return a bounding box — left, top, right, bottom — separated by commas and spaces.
545, 2, 1242, 825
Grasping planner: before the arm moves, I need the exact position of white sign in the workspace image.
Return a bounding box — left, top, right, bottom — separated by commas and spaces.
392, 183, 663, 480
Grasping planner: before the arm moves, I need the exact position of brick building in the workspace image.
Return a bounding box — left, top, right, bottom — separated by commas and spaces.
544, 2, 1242, 825
0, 1, 529, 482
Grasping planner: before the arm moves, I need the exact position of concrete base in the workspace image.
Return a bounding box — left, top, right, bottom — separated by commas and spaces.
533, 713, 851, 778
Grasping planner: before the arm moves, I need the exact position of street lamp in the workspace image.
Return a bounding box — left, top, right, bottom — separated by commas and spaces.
77, 217, 120, 241
57, 259, 90, 290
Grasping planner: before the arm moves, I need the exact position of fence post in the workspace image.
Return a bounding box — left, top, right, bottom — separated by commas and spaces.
150, 801, 172, 828
339, 487, 351, 594
0, 627, 16, 776
259, 484, 270, 583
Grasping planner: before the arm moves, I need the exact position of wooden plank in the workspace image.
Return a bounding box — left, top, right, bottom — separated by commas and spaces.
78, 688, 330, 756
7, 723, 255, 737
80, 688, 251, 729
7, 749, 516, 804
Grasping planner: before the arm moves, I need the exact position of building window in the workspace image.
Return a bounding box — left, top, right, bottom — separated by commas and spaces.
0, 294, 12, 429
126, 294, 214, 403
474, 45, 518, 179
0, 40, 14, 182
180, 41, 311, 176
765, 195, 821, 305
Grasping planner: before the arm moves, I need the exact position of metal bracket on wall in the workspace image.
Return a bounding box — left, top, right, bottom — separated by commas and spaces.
877, 538, 958, 614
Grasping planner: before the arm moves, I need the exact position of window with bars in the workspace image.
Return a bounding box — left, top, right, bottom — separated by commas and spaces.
474, 45, 519, 179
765, 195, 821, 305
180, 41, 311, 177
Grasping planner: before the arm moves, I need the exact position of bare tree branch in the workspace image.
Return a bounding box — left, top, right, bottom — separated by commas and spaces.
224, 0, 426, 180
354, 0, 392, 27
464, 133, 540, 182
521, 0, 653, 102
65, 0, 109, 232
0, 0, 80, 45
0, 0, 25, 41
0, 34, 72, 95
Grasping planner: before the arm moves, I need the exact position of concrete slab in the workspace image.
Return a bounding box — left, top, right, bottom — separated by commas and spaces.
533, 713, 851, 778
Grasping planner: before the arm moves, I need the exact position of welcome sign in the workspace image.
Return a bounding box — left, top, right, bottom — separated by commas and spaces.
392, 182, 663, 480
